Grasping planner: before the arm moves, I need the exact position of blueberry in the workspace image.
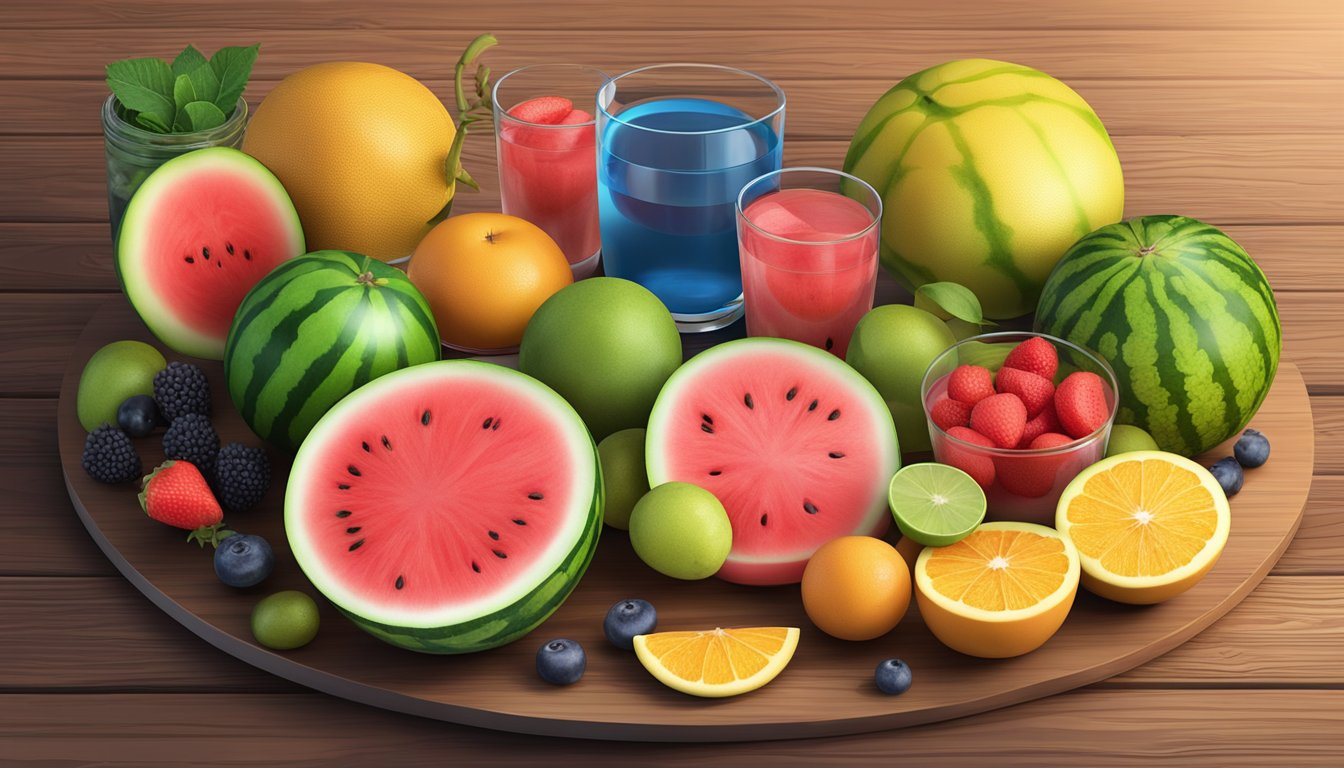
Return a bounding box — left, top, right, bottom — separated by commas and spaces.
1234, 429, 1271, 469
1209, 456, 1244, 497
875, 658, 913, 695
116, 394, 162, 438
214, 534, 275, 588
536, 638, 586, 685
603, 598, 657, 651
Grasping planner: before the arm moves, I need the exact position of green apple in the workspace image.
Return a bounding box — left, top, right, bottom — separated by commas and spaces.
846, 305, 956, 455
77, 340, 166, 432
1106, 424, 1160, 457
597, 428, 649, 530
628, 482, 732, 580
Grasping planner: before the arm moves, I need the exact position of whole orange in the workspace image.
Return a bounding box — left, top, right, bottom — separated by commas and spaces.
800, 536, 911, 641
407, 213, 572, 352
243, 62, 456, 263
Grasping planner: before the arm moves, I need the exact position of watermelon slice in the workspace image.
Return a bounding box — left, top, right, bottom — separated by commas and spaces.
286, 361, 602, 654
646, 338, 900, 585
116, 147, 305, 360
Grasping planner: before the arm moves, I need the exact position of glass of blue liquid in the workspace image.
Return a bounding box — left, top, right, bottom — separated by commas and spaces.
597, 64, 785, 332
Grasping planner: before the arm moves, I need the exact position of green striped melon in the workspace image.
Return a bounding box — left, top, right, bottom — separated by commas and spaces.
842, 59, 1124, 318
224, 250, 440, 453
285, 361, 602, 653
1034, 215, 1281, 457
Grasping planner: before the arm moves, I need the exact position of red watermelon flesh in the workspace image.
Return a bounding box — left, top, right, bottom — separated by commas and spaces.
646, 338, 900, 585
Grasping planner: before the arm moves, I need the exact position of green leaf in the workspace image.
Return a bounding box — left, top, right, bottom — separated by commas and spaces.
135, 111, 170, 133
171, 45, 209, 78
915, 282, 996, 327
106, 57, 175, 132
172, 74, 197, 112
176, 100, 228, 132
209, 43, 260, 114
185, 63, 220, 106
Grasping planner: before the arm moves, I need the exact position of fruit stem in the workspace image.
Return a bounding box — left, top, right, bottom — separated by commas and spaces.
430, 33, 499, 225
186, 524, 236, 549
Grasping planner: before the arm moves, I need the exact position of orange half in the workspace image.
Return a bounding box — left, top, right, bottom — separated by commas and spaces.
632, 627, 799, 698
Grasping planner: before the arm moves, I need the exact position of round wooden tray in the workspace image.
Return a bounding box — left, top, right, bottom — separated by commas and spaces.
59, 298, 1311, 742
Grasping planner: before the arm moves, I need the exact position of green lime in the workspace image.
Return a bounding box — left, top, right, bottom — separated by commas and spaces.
846, 305, 956, 454
628, 482, 732, 580
597, 428, 649, 530
251, 590, 320, 650
1106, 424, 1160, 457
888, 463, 987, 547
76, 340, 166, 432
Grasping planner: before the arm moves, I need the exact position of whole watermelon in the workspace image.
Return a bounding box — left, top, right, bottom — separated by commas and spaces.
843, 59, 1124, 318
224, 250, 441, 452
1034, 215, 1281, 457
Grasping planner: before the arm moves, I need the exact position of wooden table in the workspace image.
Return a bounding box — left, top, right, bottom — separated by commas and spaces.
3, 1, 1342, 763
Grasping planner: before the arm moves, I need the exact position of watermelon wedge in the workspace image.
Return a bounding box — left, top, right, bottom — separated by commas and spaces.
286, 361, 602, 653
116, 147, 305, 360
646, 338, 900, 585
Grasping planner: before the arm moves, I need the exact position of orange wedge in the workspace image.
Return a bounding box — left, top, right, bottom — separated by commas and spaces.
632, 627, 800, 698
915, 521, 1079, 658
1056, 451, 1231, 605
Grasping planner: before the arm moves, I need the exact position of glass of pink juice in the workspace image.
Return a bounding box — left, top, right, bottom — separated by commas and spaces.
492, 64, 608, 279
735, 167, 882, 357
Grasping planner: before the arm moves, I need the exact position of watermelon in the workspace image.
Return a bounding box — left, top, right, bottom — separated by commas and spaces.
286, 361, 603, 653
224, 250, 440, 453
645, 338, 900, 585
1034, 215, 1281, 457
842, 59, 1124, 319
116, 147, 306, 360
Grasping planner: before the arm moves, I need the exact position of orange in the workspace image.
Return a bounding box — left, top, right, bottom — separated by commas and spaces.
632, 627, 799, 698
894, 535, 924, 573
800, 536, 911, 641
407, 213, 572, 352
1056, 451, 1231, 605
243, 62, 456, 262
915, 521, 1079, 658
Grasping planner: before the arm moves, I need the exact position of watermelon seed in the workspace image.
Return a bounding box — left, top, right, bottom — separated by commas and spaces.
421, 410, 432, 426
243, 249, 252, 261
512, 518, 527, 526
493, 549, 508, 559
492, 420, 500, 431
528, 492, 544, 500
828, 409, 841, 421
225, 242, 234, 255
786, 387, 798, 401
216, 260, 222, 269
395, 576, 404, 590
201, 247, 210, 260
346, 526, 361, 534
349, 539, 365, 551
347, 465, 361, 477
335, 510, 352, 518
808, 399, 818, 412
488, 530, 499, 540
804, 501, 819, 515
184, 256, 194, 264
701, 423, 714, 434
825, 337, 834, 351
829, 451, 845, 459
702, 413, 713, 425
760, 514, 768, 526
709, 470, 722, 476
483, 417, 493, 429
361, 441, 371, 453
337, 484, 350, 490
381, 435, 392, 451
472, 561, 482, 573
744, 392, 754, 409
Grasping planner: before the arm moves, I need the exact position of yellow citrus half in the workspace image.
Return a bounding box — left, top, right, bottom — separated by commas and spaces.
1055, 450, 1231, 605
915, 521, 1079, 658
632, 627, 800, 698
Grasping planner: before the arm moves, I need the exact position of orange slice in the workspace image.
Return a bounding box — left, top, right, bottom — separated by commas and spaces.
915, 521, 1079, 658
1056, 450, 1231, 605
632, 627, 800, 698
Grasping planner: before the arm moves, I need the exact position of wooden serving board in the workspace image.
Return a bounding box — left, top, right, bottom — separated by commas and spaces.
58, 298, 1312, 742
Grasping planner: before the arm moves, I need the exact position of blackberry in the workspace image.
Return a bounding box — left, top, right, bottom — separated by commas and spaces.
153, 361, 211, 422
81, 425, 141, 484
214, 442, 272, 514
162, 413, 220, 476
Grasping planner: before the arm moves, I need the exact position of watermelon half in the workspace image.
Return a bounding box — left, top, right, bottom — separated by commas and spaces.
117, 147, 305, 360
646, 338, 900, 585
286, 361, 602, 654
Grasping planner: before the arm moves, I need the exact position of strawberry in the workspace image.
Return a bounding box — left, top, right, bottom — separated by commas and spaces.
997, 433, 1077, 499
139, 460, 230, 547
947, 365, 995, 406
942, 426, 996, 488
995, 366, 1055, 418
930, 397, 972, 432
1002, 336, 1058, 381
970, 393, 1027, 449
1018, 401, 1061, 448
1055, 371, 1111, 439
1029, 432, 1075, 450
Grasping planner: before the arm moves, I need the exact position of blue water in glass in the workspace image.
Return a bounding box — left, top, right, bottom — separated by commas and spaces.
598, 97, 783, 318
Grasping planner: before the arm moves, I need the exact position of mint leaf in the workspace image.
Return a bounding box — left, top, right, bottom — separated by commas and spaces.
209, 44, 259, 114
915, 282, 995, 327
172, 74, 197, 113
176, 100, 228, 132
106, 57, 175, 132
185, 63, 220, 106
136, 111, 170, 133
171, 45, 209, 78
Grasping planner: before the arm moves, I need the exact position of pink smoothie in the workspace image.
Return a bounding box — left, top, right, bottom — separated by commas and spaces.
739, 187, 878, 356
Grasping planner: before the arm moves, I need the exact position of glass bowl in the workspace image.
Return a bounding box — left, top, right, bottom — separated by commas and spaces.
920, 331, 1119, 525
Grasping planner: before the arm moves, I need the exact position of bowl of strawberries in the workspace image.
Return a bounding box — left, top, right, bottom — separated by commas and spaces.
921, 332, 1119, 525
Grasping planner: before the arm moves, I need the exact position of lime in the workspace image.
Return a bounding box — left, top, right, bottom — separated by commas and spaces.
251, 590, 320, 650
76, 340, 166, 432
888, 463, 987, 547
628, 482, 732, 580
1106, 424, 1160, 457
846, 305, 956, 454
597, 428, 649, 530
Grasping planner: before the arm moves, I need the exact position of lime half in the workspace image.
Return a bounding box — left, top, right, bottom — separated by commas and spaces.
888, 463, 987, 547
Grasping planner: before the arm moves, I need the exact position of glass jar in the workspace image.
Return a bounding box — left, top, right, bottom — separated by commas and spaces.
101, 94, 248, 241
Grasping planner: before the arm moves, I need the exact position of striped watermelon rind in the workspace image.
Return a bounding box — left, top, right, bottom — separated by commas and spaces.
224, 250, 441, 452
842, 58, 1124, 319
1034, 215, 1281, 457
